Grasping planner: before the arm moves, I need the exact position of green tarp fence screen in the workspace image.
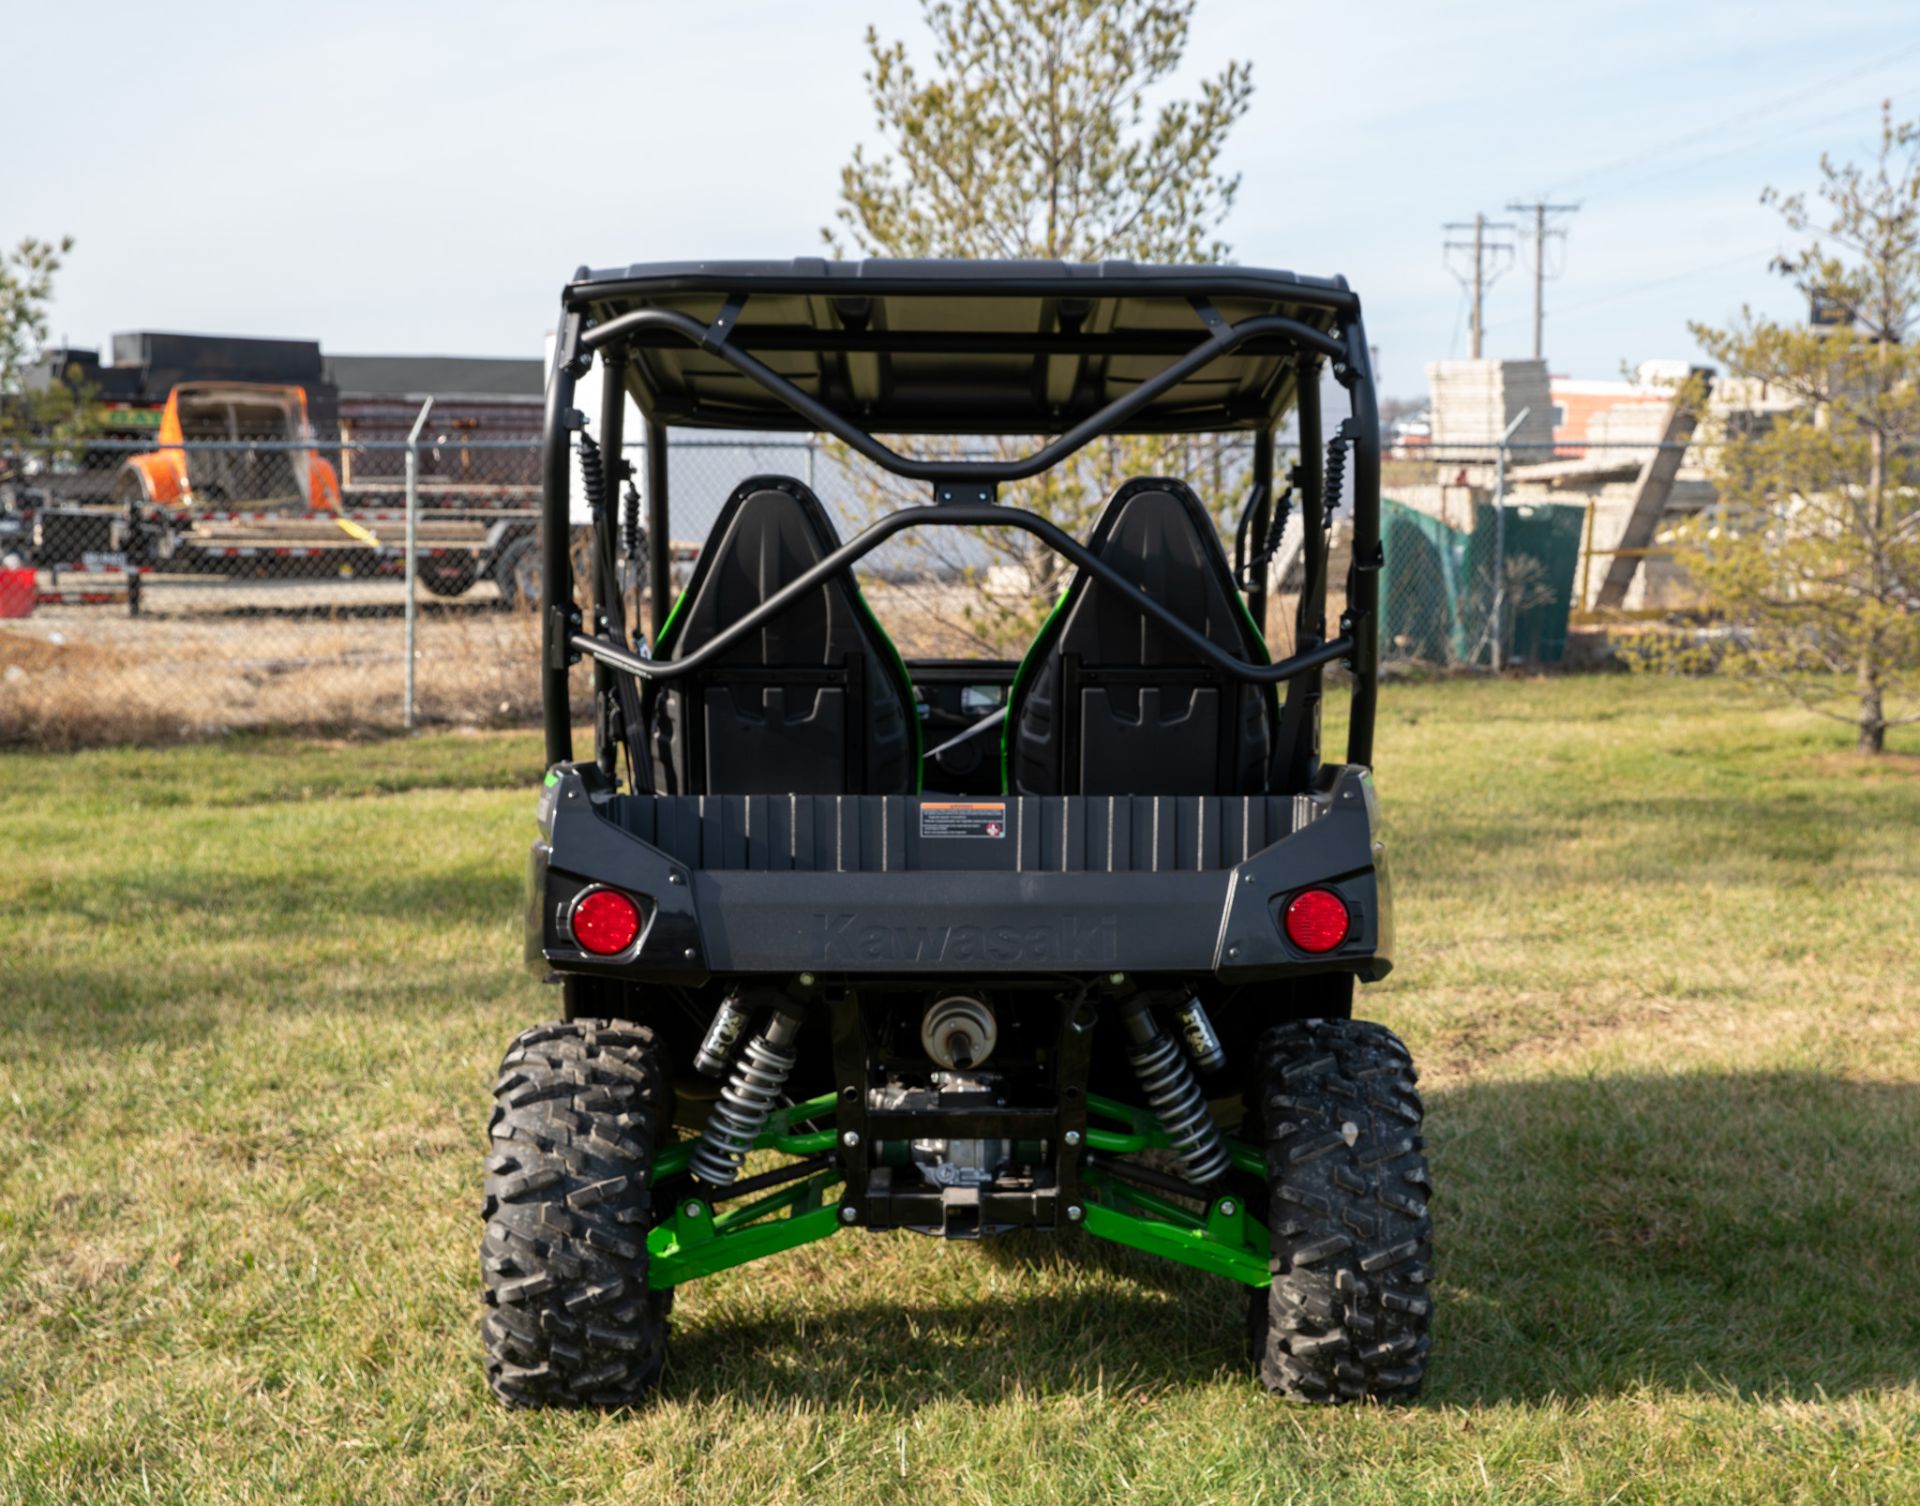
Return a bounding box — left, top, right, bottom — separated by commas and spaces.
1379, 496, 1585, 666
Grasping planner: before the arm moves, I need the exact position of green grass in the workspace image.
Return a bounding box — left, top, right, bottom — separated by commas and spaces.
3, 681, 1918, 1504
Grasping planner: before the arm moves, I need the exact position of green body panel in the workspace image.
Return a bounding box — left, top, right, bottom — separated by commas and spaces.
652, 588, 689, 653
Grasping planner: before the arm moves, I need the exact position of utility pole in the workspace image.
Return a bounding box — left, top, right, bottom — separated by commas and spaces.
1505, 200, 1580, 361
1443, 213, 1516, 359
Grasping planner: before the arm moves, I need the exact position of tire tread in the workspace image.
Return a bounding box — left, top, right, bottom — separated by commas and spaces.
481, 1019, 671, 1409
1249, 1017, 1433, 1403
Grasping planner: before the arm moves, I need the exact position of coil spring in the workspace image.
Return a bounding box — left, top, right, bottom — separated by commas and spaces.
621, 481, 641, 565
1323, 423, 1351, 525
1129, 1031, 1232, 1183
578, 431, 607, 519
688, 1030, 799, 1185
1235, 483, 1294, 591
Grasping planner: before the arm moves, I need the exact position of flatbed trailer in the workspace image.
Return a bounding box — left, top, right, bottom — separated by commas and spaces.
16, 494, 699, 617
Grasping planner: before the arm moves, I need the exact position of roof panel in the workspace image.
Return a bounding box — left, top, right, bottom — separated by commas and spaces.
567, 258, 1354, 435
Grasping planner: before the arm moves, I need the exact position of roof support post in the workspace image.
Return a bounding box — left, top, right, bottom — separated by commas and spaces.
593, 353, 628, 781
1272, 366, 1324, 792
1246, 427, 1275, 634
541, 343, 580, 767
646, 418, 671, 641
1341, 318, 1382, 768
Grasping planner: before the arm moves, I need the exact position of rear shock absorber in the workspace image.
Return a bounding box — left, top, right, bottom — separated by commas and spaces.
1119, 998, 1231, 1184
1170, 996, 1227, 1073
621, 480, 641, 570
1323, 417, 1357, 524
689, 1007, 804, 1186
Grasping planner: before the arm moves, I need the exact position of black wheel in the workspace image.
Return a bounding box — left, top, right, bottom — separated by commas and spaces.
420, 556, 479, 597
1247, 1017, 1433, 1403
492, 537, 540, 610
481, 1020, 675, 1409
493, 530, 602, 611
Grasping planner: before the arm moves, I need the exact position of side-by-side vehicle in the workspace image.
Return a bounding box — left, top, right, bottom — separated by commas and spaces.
487, 258, 1431, 1408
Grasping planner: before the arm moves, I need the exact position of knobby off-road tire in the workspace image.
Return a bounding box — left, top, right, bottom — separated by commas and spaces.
481, 1020, 675, 1408
1248, 1017, 1433, 1402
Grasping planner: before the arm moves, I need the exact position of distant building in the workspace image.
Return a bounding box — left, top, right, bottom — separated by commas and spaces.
324, 354, 544, 440
1549, 362, 1691, 455
324, 354, 545, 488
26, 333, 337, 437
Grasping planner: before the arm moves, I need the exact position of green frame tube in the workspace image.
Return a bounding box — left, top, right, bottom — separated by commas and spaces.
644, 1091, 1272, 1291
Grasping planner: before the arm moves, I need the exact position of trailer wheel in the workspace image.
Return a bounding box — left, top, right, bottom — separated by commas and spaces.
1247, 1017, 1433, 1403
481, 1020, 675, 1409
493, 538, 540, 610
420, 557, 478, 597
493, 531, 602, 612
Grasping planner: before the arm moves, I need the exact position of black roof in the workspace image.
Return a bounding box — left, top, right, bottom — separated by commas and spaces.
567, 259, 1358, 436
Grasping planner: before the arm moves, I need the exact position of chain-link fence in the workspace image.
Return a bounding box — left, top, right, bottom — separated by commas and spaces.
0, 430, 780, 745
0, 426, 1691, 746
1378, 435, 1701, 669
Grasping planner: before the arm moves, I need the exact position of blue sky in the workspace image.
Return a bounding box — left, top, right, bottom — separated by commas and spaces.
4, 0, 1915, 397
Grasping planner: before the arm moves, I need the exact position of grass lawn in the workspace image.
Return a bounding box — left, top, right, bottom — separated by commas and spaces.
2, 677, 1917, 1504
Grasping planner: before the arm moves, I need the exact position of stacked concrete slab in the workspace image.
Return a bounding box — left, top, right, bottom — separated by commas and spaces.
1425, 359, 1555, 455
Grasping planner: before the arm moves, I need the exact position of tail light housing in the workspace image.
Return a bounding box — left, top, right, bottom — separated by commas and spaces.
1283, 887, 1351, 954
568, 886, 644, 956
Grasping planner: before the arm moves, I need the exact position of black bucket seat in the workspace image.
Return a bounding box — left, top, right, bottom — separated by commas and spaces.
647, 476, 918, 795
1004, 477, 1274, 796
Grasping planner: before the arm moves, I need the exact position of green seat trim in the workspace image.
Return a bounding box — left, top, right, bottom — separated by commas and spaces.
652, 588, 690, 656
848, 577, 924, 793
999, 586, 1071, 794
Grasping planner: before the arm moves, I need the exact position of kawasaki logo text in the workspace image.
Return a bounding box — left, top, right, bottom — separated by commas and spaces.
809, 912, 1118, 964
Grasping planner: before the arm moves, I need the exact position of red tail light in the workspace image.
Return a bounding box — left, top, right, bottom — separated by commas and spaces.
570, 888, 642, 955
1283, 888, 1350, 953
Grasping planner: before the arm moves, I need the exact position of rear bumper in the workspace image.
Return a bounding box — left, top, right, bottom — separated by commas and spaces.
527, 764, 1392, 985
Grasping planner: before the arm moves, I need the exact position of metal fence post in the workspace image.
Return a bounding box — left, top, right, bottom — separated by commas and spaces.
403, 397, 434, 729
1488, 407, 1528, 673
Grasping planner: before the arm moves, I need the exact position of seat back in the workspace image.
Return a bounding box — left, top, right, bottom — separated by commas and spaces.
648, 476, 917, 795
1005, 478, 1273, 796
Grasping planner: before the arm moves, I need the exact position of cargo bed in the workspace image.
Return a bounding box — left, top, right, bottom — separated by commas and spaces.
527, 761, 1392, 984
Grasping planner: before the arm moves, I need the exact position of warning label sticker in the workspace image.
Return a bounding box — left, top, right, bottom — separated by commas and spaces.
920, 801, 1007, 839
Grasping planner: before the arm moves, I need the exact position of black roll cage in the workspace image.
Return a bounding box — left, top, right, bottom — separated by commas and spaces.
539, 279, 1382, 784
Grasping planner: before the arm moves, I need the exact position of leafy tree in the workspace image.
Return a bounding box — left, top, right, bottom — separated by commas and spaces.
0, 235, 95, 450
1683, 105, 1919, 753
826, 0, 1256, 651
831, 0, 1250, 263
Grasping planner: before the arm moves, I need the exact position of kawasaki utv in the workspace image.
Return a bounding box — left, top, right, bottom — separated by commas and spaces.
489, 259, 1430, 1408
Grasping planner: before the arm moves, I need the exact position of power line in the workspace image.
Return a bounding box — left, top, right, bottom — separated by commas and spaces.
1445, 284, 1471, 360
1442, 214, 1517, 359
1506, 201, 1581, 361
1536, 36, 1920, 198
1483, 245, 1777, 331
1594, 103, 1875, 199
